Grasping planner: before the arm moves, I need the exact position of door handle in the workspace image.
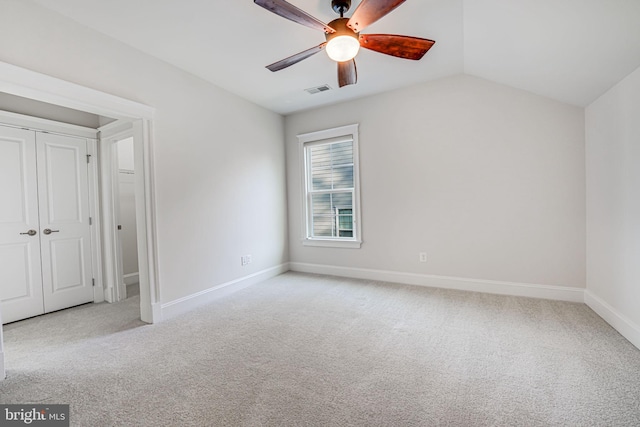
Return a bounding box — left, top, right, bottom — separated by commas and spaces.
43, 228, 60, 235
20, 229, 37, 236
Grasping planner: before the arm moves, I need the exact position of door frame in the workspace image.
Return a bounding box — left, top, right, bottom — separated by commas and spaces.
0, 60, 161, 379
99, 125, 135, 304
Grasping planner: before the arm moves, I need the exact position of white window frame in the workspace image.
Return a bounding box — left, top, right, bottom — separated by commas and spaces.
298, 124, 362, 249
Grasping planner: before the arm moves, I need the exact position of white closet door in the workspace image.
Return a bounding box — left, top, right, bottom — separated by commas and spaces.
36, 132, 94, 313
0, 127, 45, 323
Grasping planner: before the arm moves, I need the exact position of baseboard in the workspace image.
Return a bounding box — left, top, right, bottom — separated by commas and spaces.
585, 290, 640, 350
123, 272, 139, 286
0, 314, 4, 380
289, 262, 585, 303
0, 308, 4, 380
161, 263, 289, 320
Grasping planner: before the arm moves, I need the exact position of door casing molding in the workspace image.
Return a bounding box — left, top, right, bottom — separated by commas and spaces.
99, 126, 134, 304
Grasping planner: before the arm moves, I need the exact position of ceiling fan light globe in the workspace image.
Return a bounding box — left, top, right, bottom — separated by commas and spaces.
326, 36, 360, 62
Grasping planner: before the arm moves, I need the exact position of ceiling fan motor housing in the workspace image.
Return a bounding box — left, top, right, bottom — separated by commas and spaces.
331, 0, 351, 15
326, 18, 358, 41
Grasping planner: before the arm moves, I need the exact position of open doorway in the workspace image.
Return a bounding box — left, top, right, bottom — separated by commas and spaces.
99, 122, 150, 308
115, 136, 140, 300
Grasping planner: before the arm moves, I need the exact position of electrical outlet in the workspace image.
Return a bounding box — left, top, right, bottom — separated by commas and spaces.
419, 252, 427, 263
246, 255, 252, 264
241, 255, 252, 266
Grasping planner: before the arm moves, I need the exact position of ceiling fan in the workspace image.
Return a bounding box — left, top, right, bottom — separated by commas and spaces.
254, 0, 436, 87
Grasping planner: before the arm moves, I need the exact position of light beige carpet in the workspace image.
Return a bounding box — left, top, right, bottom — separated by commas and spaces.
1, 272, 639, 426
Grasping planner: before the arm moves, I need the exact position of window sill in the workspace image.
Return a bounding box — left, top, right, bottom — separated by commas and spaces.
302, 239, 362, 249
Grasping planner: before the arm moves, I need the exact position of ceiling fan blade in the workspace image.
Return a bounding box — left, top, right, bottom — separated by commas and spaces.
337, 59, 357, 87
359, 34, 435, 60
254, 0, 335, 33
347, 0, 405, 33
266, 43, 327, 72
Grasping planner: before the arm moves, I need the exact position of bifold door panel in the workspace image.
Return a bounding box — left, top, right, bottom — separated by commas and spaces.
0, 127, 45, 322
36, 132, 93, 313
0, 126, 93, 324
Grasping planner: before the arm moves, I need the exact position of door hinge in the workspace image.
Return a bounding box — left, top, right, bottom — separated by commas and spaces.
92, 278, 95, 287
89, 217, 93, 225
86, 154, 91, 163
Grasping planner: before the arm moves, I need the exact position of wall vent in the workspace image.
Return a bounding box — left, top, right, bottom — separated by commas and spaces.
305, 84, 332, 94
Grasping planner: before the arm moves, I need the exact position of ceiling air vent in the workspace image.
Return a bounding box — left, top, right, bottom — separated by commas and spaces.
305, 84, 332, 95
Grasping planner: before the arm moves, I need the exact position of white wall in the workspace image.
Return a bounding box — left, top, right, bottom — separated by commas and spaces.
286, 75, 586, 289
585, 65, 640, 347
117, 137, 135, 172
0, 1, 288, 304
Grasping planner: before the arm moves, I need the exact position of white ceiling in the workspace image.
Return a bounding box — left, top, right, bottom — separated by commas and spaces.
29, 0, 640, 115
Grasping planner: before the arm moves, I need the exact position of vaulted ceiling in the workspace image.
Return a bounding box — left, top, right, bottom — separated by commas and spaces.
30, 0, 640, 115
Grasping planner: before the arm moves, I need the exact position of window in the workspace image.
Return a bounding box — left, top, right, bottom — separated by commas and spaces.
337, 208, 353, 237
298, 124, 361, 248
